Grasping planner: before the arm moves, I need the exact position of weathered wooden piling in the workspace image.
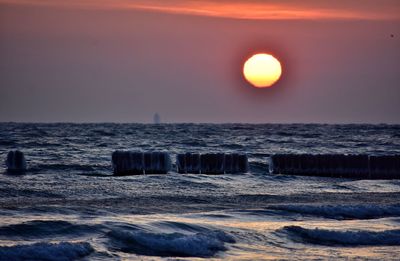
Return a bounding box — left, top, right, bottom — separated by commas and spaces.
201, 153, 225, 174
269, 154, 400, 179
369, 155, 400, 179
176, 153, 249, 174
6, 150, 27, 172
112, 151, 171, 175
176, 153, 201, 174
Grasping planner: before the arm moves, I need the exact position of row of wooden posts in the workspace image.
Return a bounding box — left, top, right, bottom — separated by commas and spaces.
268, 154, 400, 179
4, 150, 400, 179
111, 151, 249, 175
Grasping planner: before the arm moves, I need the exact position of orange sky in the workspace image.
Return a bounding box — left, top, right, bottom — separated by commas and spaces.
0, 1, 399, 123
1, 0, 400, 20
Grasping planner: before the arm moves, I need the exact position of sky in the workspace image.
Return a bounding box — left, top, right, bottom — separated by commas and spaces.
0, 0, 399, 123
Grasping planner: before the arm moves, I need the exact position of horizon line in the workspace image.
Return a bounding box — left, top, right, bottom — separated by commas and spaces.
1, 121, 399, 125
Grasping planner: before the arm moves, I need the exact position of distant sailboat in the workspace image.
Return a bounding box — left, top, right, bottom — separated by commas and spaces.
153, 113, 161, 124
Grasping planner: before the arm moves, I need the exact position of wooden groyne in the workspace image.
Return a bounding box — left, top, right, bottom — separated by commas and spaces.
269, 154, 400, 179
176, 153, 249, 174
112, 151, 172, 175
4, 150, 399, 179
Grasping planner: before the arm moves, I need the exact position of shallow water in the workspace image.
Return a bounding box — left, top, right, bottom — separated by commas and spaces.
0, 123, 400, 260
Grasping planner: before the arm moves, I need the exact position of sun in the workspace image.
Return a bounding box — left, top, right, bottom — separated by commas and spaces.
243, 53, 282, 88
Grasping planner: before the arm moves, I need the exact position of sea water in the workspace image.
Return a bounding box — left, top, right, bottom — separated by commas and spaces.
0, 123, 400, 260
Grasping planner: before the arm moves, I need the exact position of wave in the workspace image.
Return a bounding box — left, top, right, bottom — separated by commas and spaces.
180, 140, 208, 147
221, 143, 244, 149
153, 221, 211, 233
0, 140, 16, 146
108, 229, 235, 257
279, 226, 400, 246
0, 187, 63, 198
25, 129, 48, 138
0, 242, 93, 261
166, 179, 220, 189
298, 132, 322, 139
198, 213, 233, 219
92, 129, 116, 136
269, 204, 400, 220
0, 220, 101, 239
32, 163, 108, 172
249, 161, 269, 173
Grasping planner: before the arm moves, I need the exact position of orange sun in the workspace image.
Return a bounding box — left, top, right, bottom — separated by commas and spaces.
243, 53, 282, 88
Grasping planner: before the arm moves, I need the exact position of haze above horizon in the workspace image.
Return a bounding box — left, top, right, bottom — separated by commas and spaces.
0, 0, 399, 123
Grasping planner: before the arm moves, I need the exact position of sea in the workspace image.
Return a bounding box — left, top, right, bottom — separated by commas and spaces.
0, 123, 400, 260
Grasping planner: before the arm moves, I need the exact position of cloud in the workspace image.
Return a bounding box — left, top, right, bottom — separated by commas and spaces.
1, 0, 399, 20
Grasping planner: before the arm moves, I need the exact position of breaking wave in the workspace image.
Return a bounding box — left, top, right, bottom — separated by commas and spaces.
31, 163, 109, 172
108, 229, 235, 257
279, 226, 400, 246
0, 220, 101, 239
0, 242, 93, 261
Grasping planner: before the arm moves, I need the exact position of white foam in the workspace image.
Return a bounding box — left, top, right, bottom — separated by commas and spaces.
0, 242, 93, 261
